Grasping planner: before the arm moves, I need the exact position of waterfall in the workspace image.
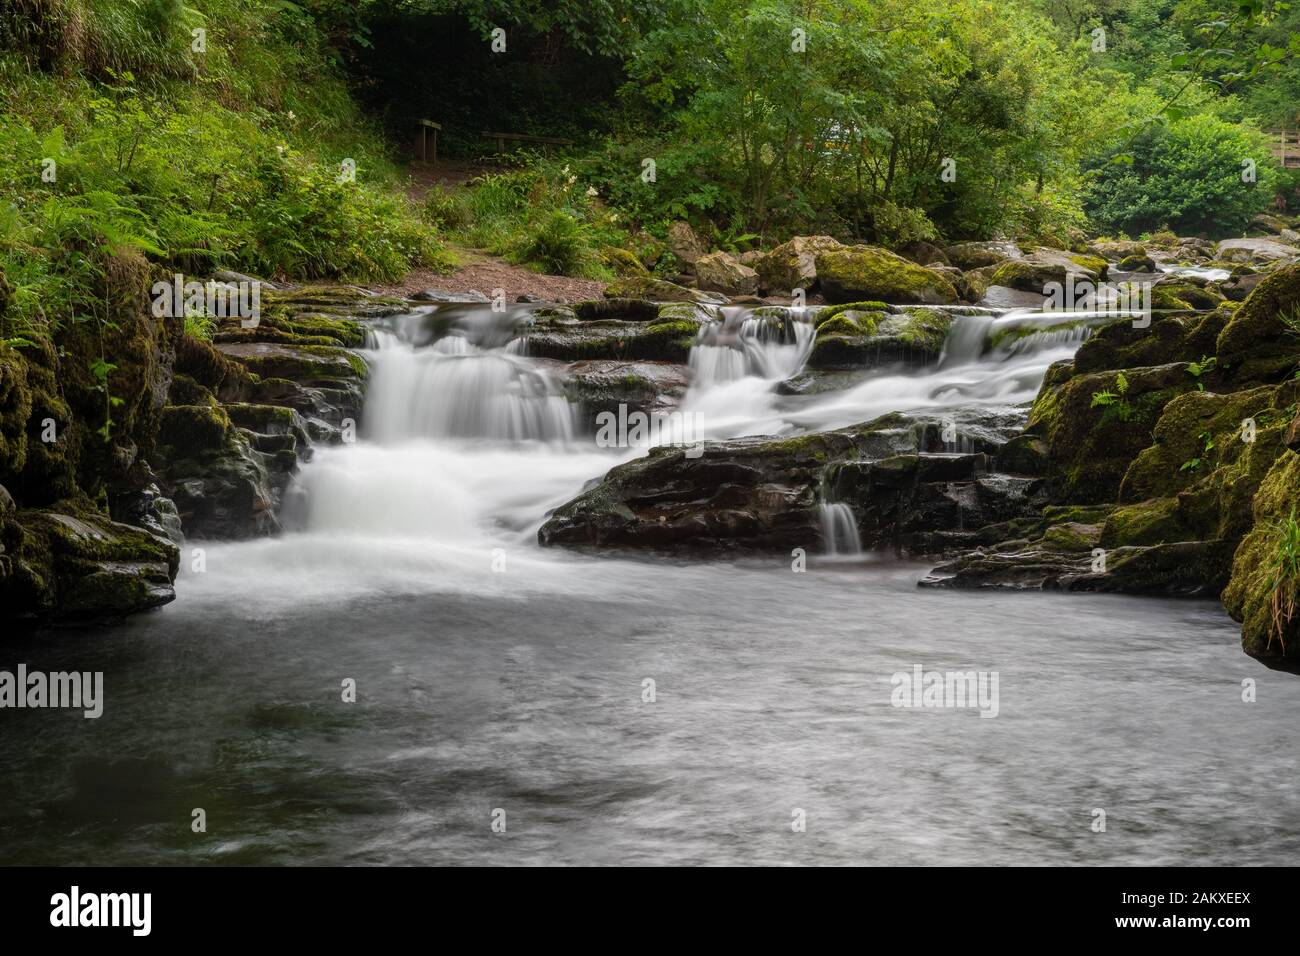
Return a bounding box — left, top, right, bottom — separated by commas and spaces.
689, 307, 814, 388
363, 331, 575, 444
819, 502, 862, 557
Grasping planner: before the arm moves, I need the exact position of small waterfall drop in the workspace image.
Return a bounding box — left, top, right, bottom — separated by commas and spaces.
689, 307, 814, 388
819, 502, 862, 557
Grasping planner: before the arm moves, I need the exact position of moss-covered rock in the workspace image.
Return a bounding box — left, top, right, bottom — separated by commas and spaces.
214, 342, 367, 384
604, 276, 726, 304
152, 404, 279, 539
989, 249, 1103, 292
518, 302, 712, 363
1025, 362, 1194, 503
1216, 262, 1300, 383
1, 502, 179, 624
560, 360, 692, 431
601, 246, 650, 277
807, 307, 953, 371
814, 246, 958, 304
1222, 450, 1300, 666
573, 298, 660, 323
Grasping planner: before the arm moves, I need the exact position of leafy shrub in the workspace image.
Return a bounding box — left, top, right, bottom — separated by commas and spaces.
510, 210, 600, 278
1081, 114, 1279, 238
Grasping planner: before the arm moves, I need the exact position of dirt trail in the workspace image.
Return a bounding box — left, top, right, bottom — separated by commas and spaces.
375, 160, 606, 304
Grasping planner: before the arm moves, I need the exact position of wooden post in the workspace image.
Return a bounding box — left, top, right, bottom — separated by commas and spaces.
417, 120, 441, 164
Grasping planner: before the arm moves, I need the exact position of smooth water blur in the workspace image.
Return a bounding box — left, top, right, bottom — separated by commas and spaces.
2, 560, 1295, 865
2, 300, 1295, 866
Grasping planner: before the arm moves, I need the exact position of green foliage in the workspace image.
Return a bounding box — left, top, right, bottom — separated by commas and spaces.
1091, 370, 1133, 422
1081, 114, 1278, 238
1186, 354, 1217, 389
0, 0, 448, 341
509, 210, 599, 278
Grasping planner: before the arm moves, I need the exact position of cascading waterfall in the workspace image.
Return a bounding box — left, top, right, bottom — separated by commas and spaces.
689, 307, 815, 388
268, 298, 1112, 574
363, 331, 575, 444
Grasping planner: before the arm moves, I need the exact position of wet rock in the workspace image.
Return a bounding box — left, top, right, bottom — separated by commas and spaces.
807, 304, 954, 371
517, 302, 714, 363
1, 505, 180, 623
152, 404, 279, 539
538, 407, 1026, 554
561, 360, 692, 432
976, 285, 1045, 309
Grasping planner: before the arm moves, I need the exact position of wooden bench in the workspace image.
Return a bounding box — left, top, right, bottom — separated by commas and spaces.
415, 119, 441, 163
481, 131, 574, 155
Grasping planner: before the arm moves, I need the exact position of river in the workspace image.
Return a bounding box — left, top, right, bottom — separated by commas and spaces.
2, 301, 1296, 865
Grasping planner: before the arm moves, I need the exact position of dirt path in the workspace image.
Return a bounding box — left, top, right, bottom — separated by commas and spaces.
372, 248, 606, 303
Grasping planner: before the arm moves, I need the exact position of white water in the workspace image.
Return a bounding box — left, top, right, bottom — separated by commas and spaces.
819, 501, 863, 556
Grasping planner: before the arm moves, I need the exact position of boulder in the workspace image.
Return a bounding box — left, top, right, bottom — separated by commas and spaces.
757, 235, 844, 293
694, 250, 759, 296
987, 249, 1104, 293
516, 302, 713, 363
1217, 237, 1299, 264
807, 304, 955, 371
944, 240, 1022, 270
1216, 263, 1300, 382
538, 407, 1026, 554
604, 275, 726, 305
814, 245, 958, 304
1, 505, 180, 623
666, 221, 707, 272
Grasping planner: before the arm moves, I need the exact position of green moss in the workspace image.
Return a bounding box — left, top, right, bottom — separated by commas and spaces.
1224, 451, 1300, 661
605, 276, 715, 304
1041, 521, 1103, 551
1216, 263, 1300, 382
815, 301, 890, 326
1101, 497, 1185, 547
815, 246, 957, 305
601, 247, 650, 277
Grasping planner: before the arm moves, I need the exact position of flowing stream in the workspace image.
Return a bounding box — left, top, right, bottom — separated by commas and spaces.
2, 302, 1297, 865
